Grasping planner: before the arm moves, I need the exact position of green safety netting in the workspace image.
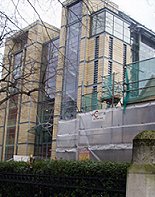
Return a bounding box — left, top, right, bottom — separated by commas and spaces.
81, 92, 102, 112
124, 57, 155, 109
82, 58, 155, 112
101, 74, 123, 105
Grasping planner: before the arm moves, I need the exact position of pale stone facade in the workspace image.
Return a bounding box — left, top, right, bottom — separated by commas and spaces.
0, 21, 59, 160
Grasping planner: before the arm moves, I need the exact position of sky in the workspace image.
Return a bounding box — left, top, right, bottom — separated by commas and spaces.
114, 0, 155, 32
0, 0, 155, 32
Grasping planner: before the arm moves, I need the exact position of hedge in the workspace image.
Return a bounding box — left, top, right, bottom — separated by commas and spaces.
0, 160, 130, 196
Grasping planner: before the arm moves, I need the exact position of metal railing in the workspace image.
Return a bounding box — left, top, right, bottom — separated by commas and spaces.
0, 173, 126, 197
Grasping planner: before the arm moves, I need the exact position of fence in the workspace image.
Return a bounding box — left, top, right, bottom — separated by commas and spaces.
0, 173, 126, 197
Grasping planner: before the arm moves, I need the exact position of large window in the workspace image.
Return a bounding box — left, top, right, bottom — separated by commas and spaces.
92, 11, 105, 35
140, 41, 155, 61
114, 17, 123, 40
5, 95, 18, 160
35, 38, 59, 159
124, 23, 130, 43
61, 1, 82, 120
91, 10, 130, 43
106, 12, 130, 43
44, 38, 59, 99
13, 52, 22, 80
68, 1, 82, 24
105, 12, 113, 35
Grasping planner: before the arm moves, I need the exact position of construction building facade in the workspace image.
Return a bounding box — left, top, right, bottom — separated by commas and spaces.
0, 0, 155, 161
0, 21, 59, 160
53, 0, 155, 160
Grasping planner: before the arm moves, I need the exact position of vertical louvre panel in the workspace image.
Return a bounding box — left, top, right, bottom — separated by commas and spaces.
95, 36, 99, 59
109, 37, 113, 60
92, 36, 100, 110
94, 60, 98, 85
108, 61, 112, 76
93, 36, 100, 91
123, 44, 127, 80
108, 36, 113, 76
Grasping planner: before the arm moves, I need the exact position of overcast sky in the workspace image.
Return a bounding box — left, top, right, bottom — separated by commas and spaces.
114, 0, 155, 32
0, 0, 155, 32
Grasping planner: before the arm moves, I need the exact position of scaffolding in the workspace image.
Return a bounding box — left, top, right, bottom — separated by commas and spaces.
101, 73, 123, 107
81, 92, 102, 112
81, 73, 123, 112
124, 57, 155, 106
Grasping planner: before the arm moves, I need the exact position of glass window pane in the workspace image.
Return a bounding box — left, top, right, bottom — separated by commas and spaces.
114, 16, 123, 40
140, 42, 155, 61
92, 15, 98, 35
91, 11, 105, 35
124, 22, 130, 43
5, 146, 14, 160
105, 12, 113, 34
68, 1, 82, 24
62, 3, 82, 119
6, 127, 16, 144
96, 12, 105, 34
45, 38, 59, 99
13, 52, 22, 79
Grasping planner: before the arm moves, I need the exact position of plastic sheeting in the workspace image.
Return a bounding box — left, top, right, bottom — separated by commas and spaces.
56, 101, 155, 162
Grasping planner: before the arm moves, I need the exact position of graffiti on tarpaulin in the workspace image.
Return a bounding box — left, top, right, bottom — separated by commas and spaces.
91, 110, 106, 121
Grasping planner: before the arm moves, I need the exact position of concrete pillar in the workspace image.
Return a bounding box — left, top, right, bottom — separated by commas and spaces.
126, 130, 155, 197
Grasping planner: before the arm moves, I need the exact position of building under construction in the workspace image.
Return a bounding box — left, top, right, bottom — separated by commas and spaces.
0, 0, 155, 161
53, 0, 155, 161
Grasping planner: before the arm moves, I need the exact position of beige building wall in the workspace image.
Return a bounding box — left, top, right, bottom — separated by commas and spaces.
78, 32, 131, 110
0, 21, 59, 160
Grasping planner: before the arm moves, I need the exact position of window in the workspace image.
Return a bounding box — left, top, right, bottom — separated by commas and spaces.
68, 1, 82, 24
41, 143, 51, 159
6, 127, 16, 144
5, 146, 14, 160
140, 41, 155, 61
91, 11, 105, 35
124, 23, 130, 43
114, 17, 123, 40
105, 11, 130, 44
61, 1, 82, 120
13, 52, 22, 80
105, 12, 113, 34
44, 38, 59, 99
5, 96, 18, 160
7, 107, 18, 126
